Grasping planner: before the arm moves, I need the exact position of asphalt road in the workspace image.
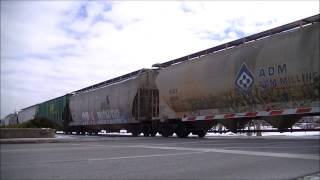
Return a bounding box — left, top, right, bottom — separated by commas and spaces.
1, 135, 319, 180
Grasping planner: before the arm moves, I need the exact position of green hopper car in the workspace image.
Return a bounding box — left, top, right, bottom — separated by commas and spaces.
36, 94, 72, 129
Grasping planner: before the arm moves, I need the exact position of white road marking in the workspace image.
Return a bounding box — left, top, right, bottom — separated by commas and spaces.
1, 145, 131, 153
147, 140, 312, 146
132, 145, 320, 160
299, 173, 320, 180
2, 151, 208, 166
88, 151, 208, 161
221, 146, 320, 149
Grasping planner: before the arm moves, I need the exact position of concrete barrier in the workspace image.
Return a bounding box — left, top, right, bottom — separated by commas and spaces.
0, 128, 56, 139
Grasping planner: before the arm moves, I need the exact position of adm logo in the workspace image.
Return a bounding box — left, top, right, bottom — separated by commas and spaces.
235, 63, 254, 93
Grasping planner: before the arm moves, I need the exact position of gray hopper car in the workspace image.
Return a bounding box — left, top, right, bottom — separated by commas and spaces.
17, 105, 38, 124
156, 18, 319, 134
68, 69, 160, 136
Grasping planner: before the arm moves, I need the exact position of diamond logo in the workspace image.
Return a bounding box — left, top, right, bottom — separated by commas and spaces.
236, 63, 254, 92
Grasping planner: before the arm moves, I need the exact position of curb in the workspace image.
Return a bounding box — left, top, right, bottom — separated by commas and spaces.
0, 138, 74, 144
0, 135, 122, 144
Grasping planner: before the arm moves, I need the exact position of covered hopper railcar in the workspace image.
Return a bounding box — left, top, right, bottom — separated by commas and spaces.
17, 104, 38, 124
67, 69, 160, 136
36, 95, 72, 128
154, 15, 320, 137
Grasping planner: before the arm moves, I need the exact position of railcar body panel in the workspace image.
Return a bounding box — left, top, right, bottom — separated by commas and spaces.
156, 23, 319, 120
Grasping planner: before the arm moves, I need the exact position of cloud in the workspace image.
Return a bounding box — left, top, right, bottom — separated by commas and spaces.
1, 1, 319, 118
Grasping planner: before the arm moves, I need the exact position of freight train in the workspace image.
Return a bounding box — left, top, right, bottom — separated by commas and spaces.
17, 14, 320, 137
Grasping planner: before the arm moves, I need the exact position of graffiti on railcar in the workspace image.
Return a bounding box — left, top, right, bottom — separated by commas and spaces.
81, 109, 127, 125
96, 109, 120, 121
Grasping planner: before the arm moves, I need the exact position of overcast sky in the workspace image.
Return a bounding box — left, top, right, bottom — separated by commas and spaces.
1, 1, 319, 118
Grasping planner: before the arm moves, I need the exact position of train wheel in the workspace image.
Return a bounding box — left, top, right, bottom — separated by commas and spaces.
131, 129, 140, 137
161, 128, 174, 137
160, 124, 174, 137
161, 131, 169, 137
176, 124, 189, 138
142, 125, 151, 137
150, 131, 157, 137
197, 130, 207, 138
132, 132, 139, 137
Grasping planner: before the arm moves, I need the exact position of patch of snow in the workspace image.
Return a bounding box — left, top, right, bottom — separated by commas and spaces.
55, 134, 75, 139
206, 131, 319, 137
262, 131, 319, 137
